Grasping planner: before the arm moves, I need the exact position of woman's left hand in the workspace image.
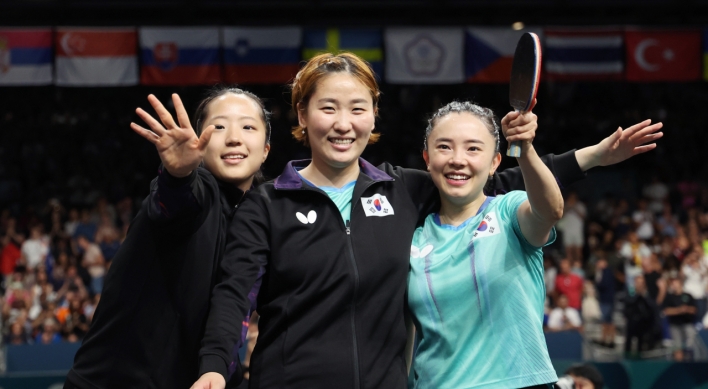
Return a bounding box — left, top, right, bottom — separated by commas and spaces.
575, 119, 663, 171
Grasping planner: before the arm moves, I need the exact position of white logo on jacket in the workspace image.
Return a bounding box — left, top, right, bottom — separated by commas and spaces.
296, 210, 317, 224
410, 244, 434, 258
360, 194, 394, 217
472, 212, 500, 239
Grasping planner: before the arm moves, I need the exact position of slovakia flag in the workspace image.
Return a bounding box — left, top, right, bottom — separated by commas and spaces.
223, 27, 301, 84
139, 27, 221, 86
625, 29, 701, 82
465, 27, 543, 83
0, 28, 52, 85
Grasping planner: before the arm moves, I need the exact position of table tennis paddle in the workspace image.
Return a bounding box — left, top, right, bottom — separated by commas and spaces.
507, 32, 542, 157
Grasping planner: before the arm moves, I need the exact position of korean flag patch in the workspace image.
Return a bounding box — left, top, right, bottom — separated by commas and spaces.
472, 212, 500, 239
361, 194, 395, 217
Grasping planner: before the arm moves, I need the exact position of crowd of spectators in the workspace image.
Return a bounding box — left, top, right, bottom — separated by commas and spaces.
0, 197, 131, 345
543, 176, 708, 361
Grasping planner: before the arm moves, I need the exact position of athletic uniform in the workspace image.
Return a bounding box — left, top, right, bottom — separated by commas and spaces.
199, 152, 583, 389
408, 191, 557, 389
66, 167, 251, 389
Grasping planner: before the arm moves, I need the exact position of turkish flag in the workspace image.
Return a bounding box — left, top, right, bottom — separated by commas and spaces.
625, 30, 701, 81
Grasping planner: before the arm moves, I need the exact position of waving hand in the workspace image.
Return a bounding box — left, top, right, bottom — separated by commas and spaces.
130, 94, 215, 177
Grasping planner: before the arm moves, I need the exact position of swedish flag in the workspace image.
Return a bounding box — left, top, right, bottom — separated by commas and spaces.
303, 28, 383, 79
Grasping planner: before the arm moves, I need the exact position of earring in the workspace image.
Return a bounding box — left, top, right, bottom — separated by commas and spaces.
302, 130, 305, 134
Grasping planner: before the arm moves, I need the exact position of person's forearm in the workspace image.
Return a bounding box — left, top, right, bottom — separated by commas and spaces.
664, 307, 682, 316
518, 145, 564, 226
574, 145, 601, 172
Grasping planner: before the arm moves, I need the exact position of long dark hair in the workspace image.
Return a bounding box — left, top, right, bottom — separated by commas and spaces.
193, 86, 272, 185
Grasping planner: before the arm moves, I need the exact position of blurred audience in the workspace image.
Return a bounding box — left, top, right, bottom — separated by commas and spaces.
663, 278, 697, 361
547, 294, 583, 332
623, 275, 662, 358
0, 195, 133, 345
555, 258, 584, 311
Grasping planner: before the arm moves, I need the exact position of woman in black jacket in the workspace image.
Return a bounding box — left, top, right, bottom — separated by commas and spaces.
65, 87, 271, 389
193, 52, 662, 389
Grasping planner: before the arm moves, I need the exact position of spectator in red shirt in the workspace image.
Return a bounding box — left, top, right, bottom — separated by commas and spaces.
555, 258, 584, 310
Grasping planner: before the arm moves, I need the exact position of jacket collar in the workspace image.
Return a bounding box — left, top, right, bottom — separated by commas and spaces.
216, 178, 247, 208
274, 158, 393, 190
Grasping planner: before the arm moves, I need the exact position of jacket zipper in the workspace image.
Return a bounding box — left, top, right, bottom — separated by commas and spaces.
344, 181, 379, 389
345, 219, 361, 389
297, 181, 379, 389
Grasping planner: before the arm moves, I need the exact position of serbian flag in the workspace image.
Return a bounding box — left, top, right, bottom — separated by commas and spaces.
625, 29, 701, 82
303, 28, 383, 78
139, 27, 221, 85
465, 27, 543, 83
56, 27, 138, 86
0, 28, 52, 85
223, 27, 301, 84
544, 28, 624, 80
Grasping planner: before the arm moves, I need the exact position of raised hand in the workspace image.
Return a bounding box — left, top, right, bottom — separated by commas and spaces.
575, 119, 664, 171
130, 94, 215, 178
501, 109, 538, 153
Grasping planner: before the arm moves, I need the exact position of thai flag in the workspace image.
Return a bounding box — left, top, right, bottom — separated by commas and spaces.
544, 28, 624, 80
0, 28, 52, 85
139, 27, 221, 86
223, 27, 301, 84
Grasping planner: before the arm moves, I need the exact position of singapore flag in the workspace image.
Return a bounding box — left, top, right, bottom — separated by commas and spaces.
625, 29, 701, 81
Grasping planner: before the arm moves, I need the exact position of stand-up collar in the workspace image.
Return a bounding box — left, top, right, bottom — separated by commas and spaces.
216, 178, 246, 208
274, 158, 393, 190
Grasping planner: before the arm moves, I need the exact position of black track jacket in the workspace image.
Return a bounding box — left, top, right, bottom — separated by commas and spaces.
199, 152, 584, 389
67, 167, 245, 389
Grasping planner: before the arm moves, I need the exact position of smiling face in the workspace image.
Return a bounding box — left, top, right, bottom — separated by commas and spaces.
423, 112, 501, 208
298, 73, 375, 170
201, 93, 270, 190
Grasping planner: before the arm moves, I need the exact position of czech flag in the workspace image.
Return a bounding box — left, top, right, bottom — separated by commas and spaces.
303, 28, 383, 78
139, 27, 221, 86
465, 27, 543, 83
0, 28, 53, 85
222, 27, 301, 84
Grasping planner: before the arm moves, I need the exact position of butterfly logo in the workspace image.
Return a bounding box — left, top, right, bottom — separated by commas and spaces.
410, 244, 434, 258
296, 210, 317, 225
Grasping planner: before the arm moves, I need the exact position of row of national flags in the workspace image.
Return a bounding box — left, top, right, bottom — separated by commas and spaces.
1, 26, 707, 86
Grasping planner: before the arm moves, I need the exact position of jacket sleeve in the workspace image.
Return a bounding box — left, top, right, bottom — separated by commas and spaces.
380, 163, 439, 226
146, 166, 213, 235
491, 150, 585, 195
198, 191, 268, 381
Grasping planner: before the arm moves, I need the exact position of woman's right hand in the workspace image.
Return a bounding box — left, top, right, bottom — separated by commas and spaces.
131, 94, 215, 178
190, 372, 226, 389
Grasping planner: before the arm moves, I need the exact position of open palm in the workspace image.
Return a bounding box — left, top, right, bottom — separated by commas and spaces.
597, 119, 663, 166
130, 94, 215, 177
